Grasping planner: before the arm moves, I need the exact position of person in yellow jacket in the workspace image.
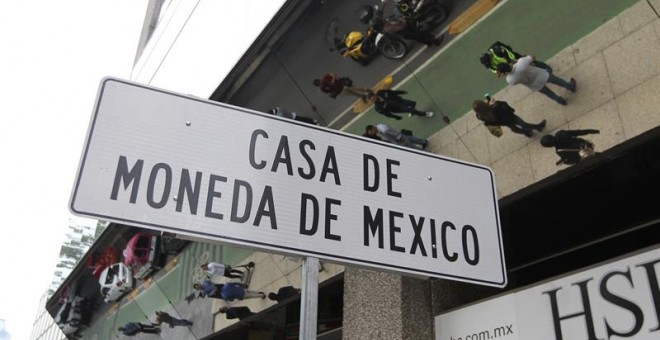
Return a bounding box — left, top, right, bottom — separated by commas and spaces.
480, 41, 552, 76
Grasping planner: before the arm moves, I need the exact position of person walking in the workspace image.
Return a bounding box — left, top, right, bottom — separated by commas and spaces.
479, 41, 552, 75
218, 306, 254, 320
201, 262, 245, 280
472, 97, 546, 138
155, 311, 193, 328
193, 279, 223, 299
269, 106, 319, 125
219, 282, 266, 301
313, 72, 373, 102
540, 129, 600, 165
497, 55, 576, 105
267, 285, 301, 303
364, 124, 429, 149
374, 89, 434, 120
118, 322, 160, 336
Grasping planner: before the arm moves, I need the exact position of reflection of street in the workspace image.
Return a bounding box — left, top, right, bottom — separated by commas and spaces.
51, 222, 345, 339
81, 239, 235, 339
219, 0, 478, 129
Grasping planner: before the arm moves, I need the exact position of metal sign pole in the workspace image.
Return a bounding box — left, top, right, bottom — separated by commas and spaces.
300, 256, 319, 339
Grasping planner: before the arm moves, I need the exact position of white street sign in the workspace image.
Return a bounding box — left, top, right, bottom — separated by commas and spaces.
71, 78, 506, 287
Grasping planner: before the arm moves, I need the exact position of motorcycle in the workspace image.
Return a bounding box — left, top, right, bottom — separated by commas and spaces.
334, 26, 408, 65
358, 0, 444, 48
392, 0, 449, 32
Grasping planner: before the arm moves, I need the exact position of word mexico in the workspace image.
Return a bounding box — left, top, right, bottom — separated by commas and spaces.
71, 78, 505, 286
111, 139, 479, 264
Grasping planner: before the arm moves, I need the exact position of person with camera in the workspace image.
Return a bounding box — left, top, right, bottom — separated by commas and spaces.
541, 129, 600, 165
472, 95, 546, 138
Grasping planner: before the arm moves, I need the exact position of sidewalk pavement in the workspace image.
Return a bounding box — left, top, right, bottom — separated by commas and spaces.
342, 0, 642, 138
428, 0, 660, 198
208, 0, 660, 332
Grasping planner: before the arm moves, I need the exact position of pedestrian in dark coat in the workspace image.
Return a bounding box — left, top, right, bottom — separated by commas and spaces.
218, 306, 254, 320
268, 285, 301, 303
541, 129, 599, 165
374, 89, 434, 120
472, 98, 546, 137
155, 311, 193, 328
118, 322, 160, 336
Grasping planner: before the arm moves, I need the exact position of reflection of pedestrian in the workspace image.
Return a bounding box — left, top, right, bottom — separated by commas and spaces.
155, 311, 193, 328
541, 129, 599, 165
220, 282, 266, 301
118, 322, 160, 336
374, 89, 434, 120
472, 98, 545, 138
497, 56, 576, 105
313, 72, 373, 102
270, 107, 319, 125
218, 306, 254, 320
193, 280, 223, 298
201, 262, 244, 280
479, 41, 552, 75
364, 124, 428, 149
268, 285, 301, 303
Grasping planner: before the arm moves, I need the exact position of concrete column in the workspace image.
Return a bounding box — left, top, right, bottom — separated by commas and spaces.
343, 267, 501, 340
343, 268, 433, 340
401, 276, 434, 340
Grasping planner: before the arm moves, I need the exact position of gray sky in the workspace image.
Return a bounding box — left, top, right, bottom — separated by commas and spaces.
0, 1, 288, 338
0, 1, 147, 338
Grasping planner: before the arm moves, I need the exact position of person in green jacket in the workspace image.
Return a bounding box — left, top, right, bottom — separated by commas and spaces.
480, 41, 552, 75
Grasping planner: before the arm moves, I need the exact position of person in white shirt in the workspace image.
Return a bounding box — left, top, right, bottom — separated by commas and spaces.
497, 55, 576, 105
364, 124, 428, 150
201, 262, 244, 279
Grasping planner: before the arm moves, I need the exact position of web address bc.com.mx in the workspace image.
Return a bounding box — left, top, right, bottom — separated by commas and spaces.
446, 323, 515, 340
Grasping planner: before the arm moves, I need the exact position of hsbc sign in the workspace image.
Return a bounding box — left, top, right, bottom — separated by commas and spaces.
436, 247, 660, 340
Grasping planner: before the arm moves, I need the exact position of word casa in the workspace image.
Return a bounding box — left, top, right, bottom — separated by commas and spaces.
248, 129, 340, 185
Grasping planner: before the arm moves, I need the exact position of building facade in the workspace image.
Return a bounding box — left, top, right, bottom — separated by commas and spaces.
30, 291, 65, 340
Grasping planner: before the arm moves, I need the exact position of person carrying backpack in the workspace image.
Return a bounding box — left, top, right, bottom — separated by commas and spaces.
472, 97, 546, 137
479, 41, 552, 75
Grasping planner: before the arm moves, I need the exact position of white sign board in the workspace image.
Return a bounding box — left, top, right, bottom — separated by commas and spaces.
71, 78, 505, 287
435, 246, 660, 340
